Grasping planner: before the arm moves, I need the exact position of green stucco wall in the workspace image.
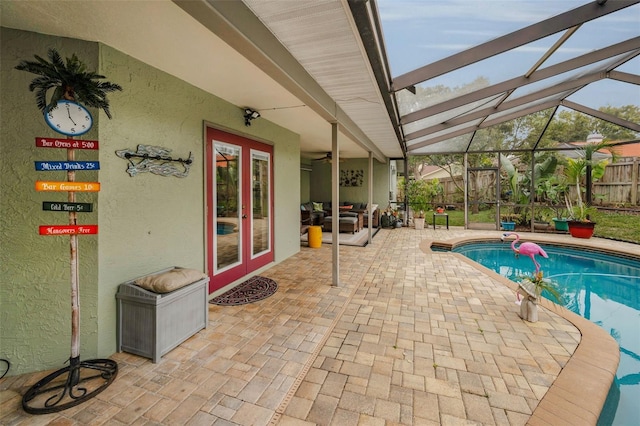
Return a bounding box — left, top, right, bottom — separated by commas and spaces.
309, 158, 389, 209
1, 28, 301, 376
300, 162, 311, 203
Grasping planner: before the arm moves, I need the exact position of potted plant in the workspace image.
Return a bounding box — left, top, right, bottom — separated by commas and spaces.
406, 178, 441, 230
535, 175, 569, 232
381, 206, 399, 228
517, 271, 562, 322
563, 140, 618, 238
501, 154, 558, 232
500, 207, 518, 231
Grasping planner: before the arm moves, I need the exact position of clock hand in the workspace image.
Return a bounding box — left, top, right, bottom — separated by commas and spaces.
66, 104, 77, 126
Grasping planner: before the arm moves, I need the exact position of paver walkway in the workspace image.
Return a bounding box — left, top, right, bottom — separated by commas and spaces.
2, 228, 618, 425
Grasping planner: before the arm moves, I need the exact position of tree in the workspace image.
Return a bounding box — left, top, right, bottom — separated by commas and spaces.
545, 106, 639, 143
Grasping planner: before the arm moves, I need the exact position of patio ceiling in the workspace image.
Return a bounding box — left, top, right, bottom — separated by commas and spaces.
0, 0, 403, 162
2, 1, 637, 160
383, 0, 640, 155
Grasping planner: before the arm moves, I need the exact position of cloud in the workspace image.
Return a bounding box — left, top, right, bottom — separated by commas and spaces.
377, 0, 585, 24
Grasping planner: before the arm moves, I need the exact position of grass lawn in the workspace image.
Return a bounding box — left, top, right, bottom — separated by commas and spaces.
431, 209, 640, 244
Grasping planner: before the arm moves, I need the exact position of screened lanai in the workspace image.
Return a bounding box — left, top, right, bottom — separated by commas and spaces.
376, 0, 640, 155
366, 0, 640, 230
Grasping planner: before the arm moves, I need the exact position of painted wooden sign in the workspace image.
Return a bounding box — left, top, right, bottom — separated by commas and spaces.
39, 225, 98, 236
43, 202, 93, 213
35, 161, 100, 171
36, 181, 100, 192
35, 137, 99, 150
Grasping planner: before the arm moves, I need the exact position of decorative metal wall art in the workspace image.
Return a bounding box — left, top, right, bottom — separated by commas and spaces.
116, 145, 193, 177
340, 169, 364, 187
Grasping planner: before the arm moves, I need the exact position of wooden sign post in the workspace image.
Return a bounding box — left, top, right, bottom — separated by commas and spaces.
32, 136, 103, 401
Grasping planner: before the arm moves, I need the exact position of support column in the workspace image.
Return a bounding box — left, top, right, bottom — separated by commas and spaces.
368, 152, 373, 244
331, 122, 339, 286
530, 153, 536, 233
464, 153, 468, 228
632, 157, 638, 205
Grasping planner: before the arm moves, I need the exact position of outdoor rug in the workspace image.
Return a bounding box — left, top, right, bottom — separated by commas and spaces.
300, 227, 379, 247
209, 275, 278, 306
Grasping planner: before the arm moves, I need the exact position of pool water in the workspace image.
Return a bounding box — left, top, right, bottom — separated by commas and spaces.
449, 242, 640, 426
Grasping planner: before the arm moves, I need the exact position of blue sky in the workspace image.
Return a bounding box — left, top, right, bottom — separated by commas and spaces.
377, 0, 640, 108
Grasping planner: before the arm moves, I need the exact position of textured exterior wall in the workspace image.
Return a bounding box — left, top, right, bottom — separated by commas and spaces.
96, 44, 301, 361
310, 158, 390, 208
1, 28, 301, 376
1, 28, 101, 374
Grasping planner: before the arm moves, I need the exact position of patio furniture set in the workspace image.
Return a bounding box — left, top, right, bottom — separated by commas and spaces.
300, 201, 379, 234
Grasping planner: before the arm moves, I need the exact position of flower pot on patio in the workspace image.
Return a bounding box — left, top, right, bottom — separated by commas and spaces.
501, 221, 515, 231
533, 220, 550, 231
567, 220, 595, 239
414, 217, 425, 230
552, 218, 569, 232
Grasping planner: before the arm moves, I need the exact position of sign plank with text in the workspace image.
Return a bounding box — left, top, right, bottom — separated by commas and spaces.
35, 137, 99, 150
35, 161, 100, 171
43, 202, 93, 212
36, 181, 100, 192
39, 225, 98, 236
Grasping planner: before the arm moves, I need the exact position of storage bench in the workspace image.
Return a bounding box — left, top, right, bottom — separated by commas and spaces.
116, 267, 209, 363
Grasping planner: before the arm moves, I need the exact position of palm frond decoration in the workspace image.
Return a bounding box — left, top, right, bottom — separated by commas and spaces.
15, 48, 122, 118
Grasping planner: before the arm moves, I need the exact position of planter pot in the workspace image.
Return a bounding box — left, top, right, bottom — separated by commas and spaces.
567, 220, 596, 239
501, 221, 515, 231
517, 282, 540, 323
381, 214, 394, 228
414, 217, 425, 230
533, 220, 549, 231
552, 218, 569, 232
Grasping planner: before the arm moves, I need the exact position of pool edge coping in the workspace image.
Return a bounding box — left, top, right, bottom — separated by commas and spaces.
421, 236, 622, 426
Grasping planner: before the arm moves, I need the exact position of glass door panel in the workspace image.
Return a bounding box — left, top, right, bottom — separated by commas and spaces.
251, 150, 270, 257
215, 143, 241, 272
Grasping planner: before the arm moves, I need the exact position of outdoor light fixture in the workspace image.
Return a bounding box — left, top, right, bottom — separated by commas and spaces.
243, 108, 261, 126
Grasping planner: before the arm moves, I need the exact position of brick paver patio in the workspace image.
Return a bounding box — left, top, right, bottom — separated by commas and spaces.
1, 227, 630, 425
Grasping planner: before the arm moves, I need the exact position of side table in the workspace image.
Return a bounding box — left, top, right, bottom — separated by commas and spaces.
433, 213, 449, 230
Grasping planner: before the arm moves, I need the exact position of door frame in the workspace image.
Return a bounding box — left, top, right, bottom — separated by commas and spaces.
205, 126, 274, 294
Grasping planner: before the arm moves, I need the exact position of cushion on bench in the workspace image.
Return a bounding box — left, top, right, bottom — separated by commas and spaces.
134, 267, 207, 293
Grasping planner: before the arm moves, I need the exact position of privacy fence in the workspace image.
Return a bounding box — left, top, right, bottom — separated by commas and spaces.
434, 157, 639, 208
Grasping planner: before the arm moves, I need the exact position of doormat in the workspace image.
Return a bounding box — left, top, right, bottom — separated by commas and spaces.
209, 276, 278, 306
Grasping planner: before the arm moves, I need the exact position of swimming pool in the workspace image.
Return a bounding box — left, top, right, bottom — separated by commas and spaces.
447, 241, 640, 426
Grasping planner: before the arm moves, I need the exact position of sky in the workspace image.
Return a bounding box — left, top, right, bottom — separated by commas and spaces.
377, 0, 640, 109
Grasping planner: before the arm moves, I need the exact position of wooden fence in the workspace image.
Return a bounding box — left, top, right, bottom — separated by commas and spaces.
433, 157, 639, 207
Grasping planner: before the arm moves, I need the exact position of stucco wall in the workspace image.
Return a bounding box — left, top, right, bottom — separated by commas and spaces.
0, 28, 301, 376
309, 158, 389, 209
96, 45, 302, 360
300, 164, 311, 203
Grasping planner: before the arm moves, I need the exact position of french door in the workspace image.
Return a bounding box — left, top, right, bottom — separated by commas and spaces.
206, 127, 274, 293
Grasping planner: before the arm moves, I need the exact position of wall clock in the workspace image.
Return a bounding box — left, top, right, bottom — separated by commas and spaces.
44, 100, 93, 136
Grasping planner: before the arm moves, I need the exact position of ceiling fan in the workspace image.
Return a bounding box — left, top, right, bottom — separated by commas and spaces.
312, 152, 345, 163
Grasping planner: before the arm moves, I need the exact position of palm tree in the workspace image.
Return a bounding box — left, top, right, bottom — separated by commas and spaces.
15, 48, 122, 118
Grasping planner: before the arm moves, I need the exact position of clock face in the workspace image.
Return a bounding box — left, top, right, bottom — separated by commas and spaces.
44, 100, 93, 136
